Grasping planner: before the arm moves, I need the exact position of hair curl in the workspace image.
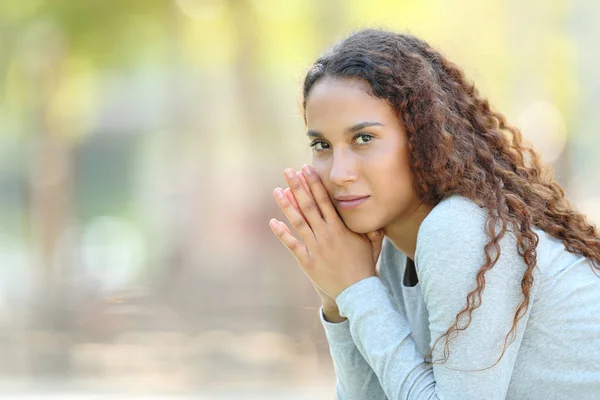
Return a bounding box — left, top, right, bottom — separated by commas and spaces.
301, 28, 600, 368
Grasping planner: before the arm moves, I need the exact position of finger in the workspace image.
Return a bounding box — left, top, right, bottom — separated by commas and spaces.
300, 164, 338, 223
281, 186, 307, 228
280, 220, 292, 235
286, 174, 325, 226
284, 187, 313, 230
284, 169, 325, 236
298, 170, 311, 193
298, 172, 323, 218
273, 187, 316, 247
269, 218, 310, 265
284, 188, 303, 216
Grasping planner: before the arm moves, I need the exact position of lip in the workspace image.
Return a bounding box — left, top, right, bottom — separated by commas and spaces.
335, 195, 370, 210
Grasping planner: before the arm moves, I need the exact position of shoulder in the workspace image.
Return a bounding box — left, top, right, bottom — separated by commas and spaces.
416, 195, 489, 253
414, 194, 520, 275
422, 194, 487, 229
415, 194, 526, 282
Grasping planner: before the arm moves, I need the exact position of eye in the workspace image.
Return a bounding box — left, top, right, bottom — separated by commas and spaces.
309, 140, 330, 152
354, 133, 373, 145
309, 133, 374, 152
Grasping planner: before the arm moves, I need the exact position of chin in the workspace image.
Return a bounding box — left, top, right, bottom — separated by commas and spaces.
341, 216, 382, 235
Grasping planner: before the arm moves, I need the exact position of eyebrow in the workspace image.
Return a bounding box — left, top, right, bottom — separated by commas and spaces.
306, 121, 385, 138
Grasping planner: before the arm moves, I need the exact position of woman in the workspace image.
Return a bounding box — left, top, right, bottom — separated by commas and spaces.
269, 29, 600, 399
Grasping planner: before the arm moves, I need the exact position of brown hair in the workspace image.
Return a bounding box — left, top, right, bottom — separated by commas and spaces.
302, 28, 600, 368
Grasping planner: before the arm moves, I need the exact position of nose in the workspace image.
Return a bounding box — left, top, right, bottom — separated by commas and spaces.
329, 149, 358, 186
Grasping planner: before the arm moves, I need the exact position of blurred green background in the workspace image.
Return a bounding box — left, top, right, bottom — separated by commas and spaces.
0, 0, 599, 397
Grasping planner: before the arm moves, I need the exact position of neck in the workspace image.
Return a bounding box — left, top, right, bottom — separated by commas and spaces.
383, 200, 433, 261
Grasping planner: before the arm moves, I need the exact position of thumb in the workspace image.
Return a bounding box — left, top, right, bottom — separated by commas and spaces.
366, 228, 384, 243
367, 229, 384, 264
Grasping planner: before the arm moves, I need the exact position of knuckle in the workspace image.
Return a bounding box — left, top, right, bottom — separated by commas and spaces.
302, 202, 317, 214
317, 194, 331, 205
293, 217, 307, 229
319, 234, 332, 245
289, 181, 303, 191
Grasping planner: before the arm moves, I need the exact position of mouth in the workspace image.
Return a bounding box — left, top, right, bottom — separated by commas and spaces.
335, 195, 370, 210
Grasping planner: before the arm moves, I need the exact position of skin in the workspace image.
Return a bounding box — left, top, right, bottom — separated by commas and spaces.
280, 171, 384, 315
269, 77, 433, 300
304, 77, 432, 260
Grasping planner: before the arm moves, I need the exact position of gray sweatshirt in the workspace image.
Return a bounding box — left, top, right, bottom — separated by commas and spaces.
320, 195, 600, 399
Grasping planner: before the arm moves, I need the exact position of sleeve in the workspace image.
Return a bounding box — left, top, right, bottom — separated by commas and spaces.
334, 200, 537, 399
319, 307, 389, 400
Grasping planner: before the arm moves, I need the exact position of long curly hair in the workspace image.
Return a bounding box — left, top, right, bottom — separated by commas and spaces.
301, 28, 600, 368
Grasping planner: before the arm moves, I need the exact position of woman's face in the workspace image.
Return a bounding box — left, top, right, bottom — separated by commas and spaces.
304, 77, 421, 234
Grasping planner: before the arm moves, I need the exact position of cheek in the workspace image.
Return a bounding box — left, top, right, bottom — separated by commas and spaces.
370, 150, 413, 197
313, 163, 333, 191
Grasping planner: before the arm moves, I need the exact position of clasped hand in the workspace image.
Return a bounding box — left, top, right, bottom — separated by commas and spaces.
270, 164, 383, 300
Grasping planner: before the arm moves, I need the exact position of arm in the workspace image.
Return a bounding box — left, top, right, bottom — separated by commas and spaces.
320, 307, 389, 400
278, 169, 389, 398
320, 254, 389, 400
335, 198, 537, 399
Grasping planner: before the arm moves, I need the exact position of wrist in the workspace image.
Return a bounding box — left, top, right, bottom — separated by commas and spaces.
323, 304, 339, 313
322, 306, 347, 323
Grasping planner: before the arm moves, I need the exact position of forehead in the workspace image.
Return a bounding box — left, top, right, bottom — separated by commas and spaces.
305, 78, 393, 128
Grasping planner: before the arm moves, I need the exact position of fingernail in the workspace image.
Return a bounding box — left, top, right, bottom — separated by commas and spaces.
302, 164, 312, 176
284, 169, 295, 179
270, 219, 283, 232
274, 188, 284, 198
